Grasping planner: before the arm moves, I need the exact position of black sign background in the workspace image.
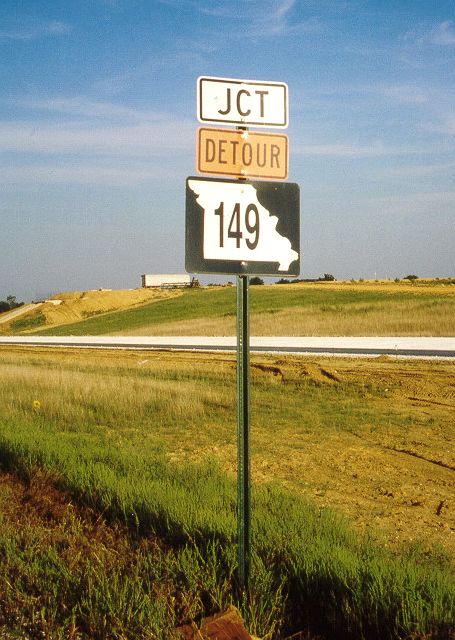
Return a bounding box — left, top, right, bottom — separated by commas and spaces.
185, 176, 300, 276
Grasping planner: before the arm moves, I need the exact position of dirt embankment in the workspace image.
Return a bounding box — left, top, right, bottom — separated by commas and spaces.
0, 304, 42, 325
174, 354, 455, 558
4, 288, 183, 333
265, 358, 455, 556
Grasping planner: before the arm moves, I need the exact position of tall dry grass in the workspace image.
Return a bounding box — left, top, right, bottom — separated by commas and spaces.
7, 280, 455, 337
0, 347, 454, 638
114, 298, 455, 336
107, 283, 455, 337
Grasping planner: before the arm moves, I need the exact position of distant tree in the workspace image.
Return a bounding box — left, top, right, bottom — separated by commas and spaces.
276, 278, 290, 284
249, 277, 264, 285
322, 273, 336, 281
404, 275, 418, 282
0, 295, 23, 313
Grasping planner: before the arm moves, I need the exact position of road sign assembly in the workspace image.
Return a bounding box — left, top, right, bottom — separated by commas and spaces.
187, 74, 299, 597
197, 76, 288, 128
185, 176, 299, 276
197, 127, 288, 180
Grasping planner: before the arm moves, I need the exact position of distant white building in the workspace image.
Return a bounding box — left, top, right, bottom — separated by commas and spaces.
141, 274, 191, 288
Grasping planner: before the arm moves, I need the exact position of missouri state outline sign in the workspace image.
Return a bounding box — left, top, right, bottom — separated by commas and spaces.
185, 176, 300, 276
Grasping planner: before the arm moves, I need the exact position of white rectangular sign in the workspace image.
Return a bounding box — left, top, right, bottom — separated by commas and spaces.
197, 76, 288, 128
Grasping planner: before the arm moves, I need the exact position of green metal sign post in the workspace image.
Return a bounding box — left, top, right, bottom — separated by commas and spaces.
236, 274, 251, 594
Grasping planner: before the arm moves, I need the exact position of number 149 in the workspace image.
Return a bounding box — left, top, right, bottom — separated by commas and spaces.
214, 202, 260, 250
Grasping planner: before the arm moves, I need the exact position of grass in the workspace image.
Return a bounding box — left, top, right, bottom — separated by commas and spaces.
0, 470, 238, 639
9, 312, 46, 332
9, 280, 454, 336
0, 346, 454, 638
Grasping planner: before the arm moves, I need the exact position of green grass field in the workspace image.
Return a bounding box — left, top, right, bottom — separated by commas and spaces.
0, 346, 453, 639
4, 280, 455, 337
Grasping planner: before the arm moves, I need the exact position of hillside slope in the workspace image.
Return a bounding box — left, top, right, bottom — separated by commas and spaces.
1, 288, 183, 335
4, 280, 454, 337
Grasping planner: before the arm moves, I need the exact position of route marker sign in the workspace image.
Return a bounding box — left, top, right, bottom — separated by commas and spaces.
197, 127, 288, 180
185, 176, 299, 276
197, 76, 288, 128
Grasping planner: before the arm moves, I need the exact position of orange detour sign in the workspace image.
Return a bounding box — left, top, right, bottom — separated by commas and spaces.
197, 127, 288, 180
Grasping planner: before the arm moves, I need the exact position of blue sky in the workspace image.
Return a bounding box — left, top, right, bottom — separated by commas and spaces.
1, 0, 454, 301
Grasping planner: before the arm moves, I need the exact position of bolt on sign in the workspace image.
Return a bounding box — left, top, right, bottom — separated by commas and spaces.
197, 128, 288, 180
197, 76, 288, 128
185, 176, 300, 276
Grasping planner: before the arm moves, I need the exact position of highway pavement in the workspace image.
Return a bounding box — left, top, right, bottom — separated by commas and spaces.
1, 336, 454, 358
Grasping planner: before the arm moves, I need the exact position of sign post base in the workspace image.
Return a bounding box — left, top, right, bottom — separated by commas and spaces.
237, 274, 251, 596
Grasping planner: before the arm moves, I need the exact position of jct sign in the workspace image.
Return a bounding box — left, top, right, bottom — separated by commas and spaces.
197, 76, 288, 128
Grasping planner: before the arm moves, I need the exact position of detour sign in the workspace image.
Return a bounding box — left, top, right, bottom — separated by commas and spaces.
197, 127, 288, 180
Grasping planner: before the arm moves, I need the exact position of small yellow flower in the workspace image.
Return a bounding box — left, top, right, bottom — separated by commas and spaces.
32, 400, 41, 411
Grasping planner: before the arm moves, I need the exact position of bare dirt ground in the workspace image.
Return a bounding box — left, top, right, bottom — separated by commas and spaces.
0, 304, 42, 325
165, 354, 455, 559
41, 288, 183, 327
0, 344, 453, 560
255, 357, 455, 557
1, 288, 183, 333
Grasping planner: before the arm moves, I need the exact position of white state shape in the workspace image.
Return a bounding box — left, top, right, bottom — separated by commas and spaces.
188, 180, 298, 271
